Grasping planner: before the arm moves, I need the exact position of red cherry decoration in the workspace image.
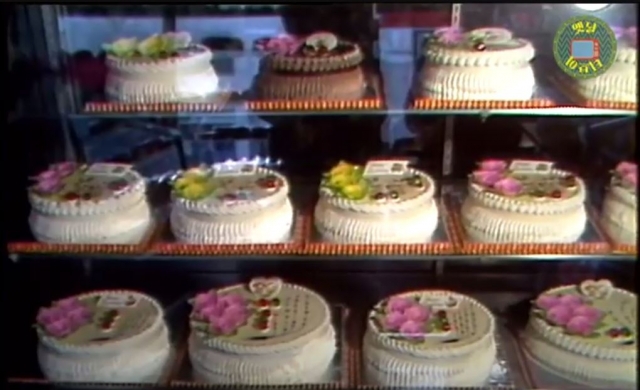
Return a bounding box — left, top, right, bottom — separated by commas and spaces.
64, 192, 80, 201
437, 310, 447, 318
256, 321, 269, 330
551, 190, 562, 198
442, 323, 451, 331
257, 299, 270, 308
261, 309, 272, 317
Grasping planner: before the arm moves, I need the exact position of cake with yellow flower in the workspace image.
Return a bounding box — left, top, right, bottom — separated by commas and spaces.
103, 32, 219, 103
313, 160, 439, 243
28, 162, 152, 244
255, 32, 365, 100
600, 162, 637, 246
170, 163, 293, 244
461, 159, 587, 243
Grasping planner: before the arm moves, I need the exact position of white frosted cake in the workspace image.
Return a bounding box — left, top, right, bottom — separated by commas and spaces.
421, 27, 535, 100
601, 162, 637, 246
363, 290, 497, 387
28, 162, 152, 244
524, 279, 637, 385
36, 290, 171, 383
314, 160, 439, 243
188, 277, 336, 384
461, 159, 587, 243
170, 163, 293, 244
103, 32, 219, 103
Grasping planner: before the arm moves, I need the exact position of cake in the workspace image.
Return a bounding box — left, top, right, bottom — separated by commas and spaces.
103, 32, 219, 103
461, 159, 587, 243
363, 290, 497, 387
36, 290, 171, 383
420, 27, 536, 100
169, 162, 293, 244
28, 162, 152, 244
568, 27, 637, 103
600, 162, 637, 246
314, 160, 439, 243
255, 32, 365, 100
524, 279, 637, 384
187, 277, 336, 384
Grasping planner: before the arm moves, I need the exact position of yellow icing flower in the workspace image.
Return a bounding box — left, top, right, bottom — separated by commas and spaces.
173, 169, 214, 200
341, 183, 368, 200
137, 34, 170, 57
329, 161, 354, 177
103, 38, 138, 58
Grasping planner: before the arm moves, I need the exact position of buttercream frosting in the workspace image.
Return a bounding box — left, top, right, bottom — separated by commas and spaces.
601, 162, 637, 245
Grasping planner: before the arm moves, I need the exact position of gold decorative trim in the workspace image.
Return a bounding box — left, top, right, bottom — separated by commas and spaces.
411, 98, 555, 110
84, 94, 231, 114
444, 195, 611, 255
247, 99, 382, 112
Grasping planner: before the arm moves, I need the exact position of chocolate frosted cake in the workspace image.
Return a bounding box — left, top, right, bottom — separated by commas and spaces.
255, 32, 365, 100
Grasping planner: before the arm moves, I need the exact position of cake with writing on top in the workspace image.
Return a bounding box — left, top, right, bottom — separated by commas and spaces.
420, 27, 536, 101
103, 32, 219, 103
461, 159, 587, 243
169, 162, 293, 244
188, 277, 336, 384
36, 290, 171, 383
363, 290, 496, 387
314, 160, 439, 243
524, 279, 637, 385
601, 162, 637, 246
28, 162, 152, 244
255, 32, 365, 100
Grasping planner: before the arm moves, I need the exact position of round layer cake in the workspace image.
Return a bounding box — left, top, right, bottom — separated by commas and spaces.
314, 161, 439, 244
169, 164, 293, 244
188, 277, 336, 384
524, 280, 637, 384
36, 290, 171, 383
461, 159, 587, 243
363, 290, 496, 387
28, 162, 152, 244
104, 32, 219, 103
601, 162, 637, 246
256, 32, 365, 100
420, 27, 535, 100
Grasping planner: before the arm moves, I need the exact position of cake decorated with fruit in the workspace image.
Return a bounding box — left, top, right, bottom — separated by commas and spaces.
255, 32, 365, 100
28, 162, 152, 244
420, 27, 536, 100
103, 32, 219, 103
169, 162, 293, 244
188, 277, 336, 384
524, 279, 637, 385
363, 290, 496, 387
600, 162, 636, 246
36, 290, 171, 383
314, 160, 439, 244
461, 159, 587, 243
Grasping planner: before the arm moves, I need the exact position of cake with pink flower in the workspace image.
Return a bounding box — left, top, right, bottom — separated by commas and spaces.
255, 32, 365, 100
420, 27, 536, 100
461, 159, 587, 243
601, 162, 637, 246
524, 279, 637, 385
36, 290, 171, 383
187, 277, 336, 384
28, 162, 151, 244
103, 32, 219, 103
363, 290, 496, 387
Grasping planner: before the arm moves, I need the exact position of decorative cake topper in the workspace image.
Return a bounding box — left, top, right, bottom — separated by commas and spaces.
103, 32, 193, 59
579, 279, 614, 300
257, 31, 347, 57
248, 277, 283, 299
213, 161, 259, 177
255, 34, 303, 55
36, 297, 93, 338
508, 160, 554, 174
433, 27, 521, 51
305, 32, 339, 51
32, 162, 78, 193
362, 160, 409, 177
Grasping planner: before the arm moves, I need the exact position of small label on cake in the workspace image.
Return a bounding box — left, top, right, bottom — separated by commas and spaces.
97, 294, 140, 308
213, 162, 258, 177
420, 295, 460, 310
363, 160, 409, 177
85, 163, 132, 178
509, 160, 554, 174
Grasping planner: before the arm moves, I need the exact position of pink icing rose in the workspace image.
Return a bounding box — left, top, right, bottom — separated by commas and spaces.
535, 295, 560, 311
387, 296, 414, 313
435, 27, 464, 44
52, 162, 77, 177
222, 305, 250, 328
494, 177, 523, 196
558, 294, 583, 308
479, 160, 507, 171
209, 315, 238, 335
404, 304, 430, 322
218, 293, 246, 308
36, 178, 62, 193
193, 291, 218, 311
473, 170, 503, 186
66, 306, 92, 327
399, 320, 424, 338
623, 172, 637, 187
546, 304, 573, 326
615, 161, 637, 175
37, 170, 60, 182
257, 34, 302, 55
565, 315, 596, 336
572, 304, 602, 321
202, 303, 226, 320
55, 297, 82, 311
37, 307, 65, 326
384, 311, 407, 331
44, 318, 73, 338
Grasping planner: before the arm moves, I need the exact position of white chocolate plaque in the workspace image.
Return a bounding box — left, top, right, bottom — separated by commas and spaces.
363, 160, 409, 177
85, 163, 132, 178
97, 294, 140, 309
508, 160, 554, 173
213, 161, 259, 177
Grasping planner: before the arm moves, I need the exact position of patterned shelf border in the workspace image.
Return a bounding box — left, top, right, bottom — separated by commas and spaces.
411, 98, 556, 110
246, 99, 382, 111
443, 195, 611, 255
83, 94, 231, 114
584, 100, 637, 111
297, 201, 456, 255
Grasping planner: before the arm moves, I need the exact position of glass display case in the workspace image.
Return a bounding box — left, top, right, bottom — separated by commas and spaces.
6, 3, 637, 390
